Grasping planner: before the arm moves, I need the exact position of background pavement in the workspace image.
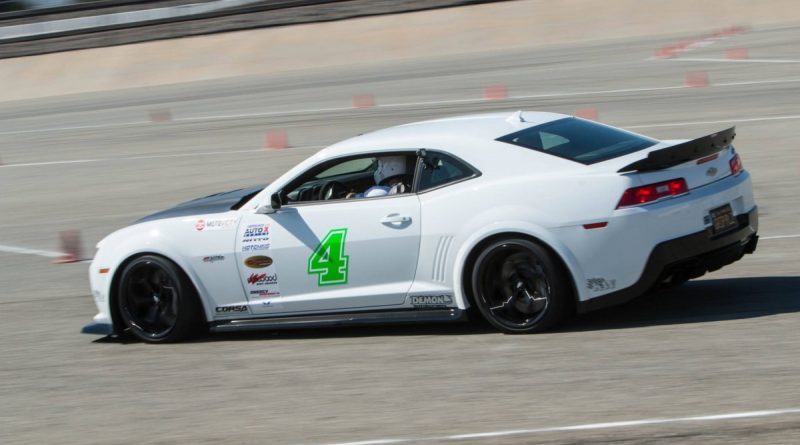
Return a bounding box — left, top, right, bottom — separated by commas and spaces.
0, 18, 799, 445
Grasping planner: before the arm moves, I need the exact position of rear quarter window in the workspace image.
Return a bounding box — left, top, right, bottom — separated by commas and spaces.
496, 117, 657, 164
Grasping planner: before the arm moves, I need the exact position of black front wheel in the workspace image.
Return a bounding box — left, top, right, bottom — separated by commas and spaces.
470, 238, 570, 333
117, 255, 203, 343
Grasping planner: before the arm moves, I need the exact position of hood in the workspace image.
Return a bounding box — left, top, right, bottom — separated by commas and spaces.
136, 184, 266, 223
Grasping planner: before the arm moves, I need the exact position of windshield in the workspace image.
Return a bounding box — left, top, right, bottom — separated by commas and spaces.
496, 117, 657, 164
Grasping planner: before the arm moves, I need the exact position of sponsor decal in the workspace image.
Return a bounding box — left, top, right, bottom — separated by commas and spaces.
244, 255, 273, 268
247, 272, 278, 285
244, 224, 270, 238
259, 300, 283, 308
196, 218, 237, 232
243, 237, 271, 243
586, 278, 616, 291
242, 243, 271, 252
215, 305, 248, 313
205, 218, 237, 230
410, 294, 454, 307
202, 255, 225, 263
250, 289, 281, 298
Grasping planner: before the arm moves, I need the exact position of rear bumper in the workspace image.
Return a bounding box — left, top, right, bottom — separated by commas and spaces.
578, 206, 758, 313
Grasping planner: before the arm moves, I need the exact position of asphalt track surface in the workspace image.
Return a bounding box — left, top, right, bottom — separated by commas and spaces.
1, 26, 800, 444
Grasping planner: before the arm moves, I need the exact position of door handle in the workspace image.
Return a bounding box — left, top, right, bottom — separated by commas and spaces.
380, 214, 411, 224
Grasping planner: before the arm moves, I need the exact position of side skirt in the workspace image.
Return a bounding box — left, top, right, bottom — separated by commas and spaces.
209, 308, 465, 332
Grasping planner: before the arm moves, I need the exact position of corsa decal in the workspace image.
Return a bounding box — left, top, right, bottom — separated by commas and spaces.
307, 228, 349, 286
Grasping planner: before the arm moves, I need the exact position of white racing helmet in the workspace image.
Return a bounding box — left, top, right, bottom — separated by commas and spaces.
373, 155, 407, 185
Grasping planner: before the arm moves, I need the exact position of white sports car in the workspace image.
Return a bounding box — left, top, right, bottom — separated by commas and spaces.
83, 111, 758, 342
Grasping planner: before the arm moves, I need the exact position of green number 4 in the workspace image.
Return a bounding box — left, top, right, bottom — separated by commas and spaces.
308, 228, 349, 286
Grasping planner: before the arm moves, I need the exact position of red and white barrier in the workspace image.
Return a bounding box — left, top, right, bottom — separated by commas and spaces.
352, 94, 375, 108
685, 71, 709, 88
264, 129, 289, 149
575, 108, 599, 121
483, 85, 507, 101
148, 110, 172, 123
52, 229, 84, 264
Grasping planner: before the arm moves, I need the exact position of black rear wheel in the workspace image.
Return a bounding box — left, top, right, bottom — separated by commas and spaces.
117, 255, 203, 343
470, 238, 570, 333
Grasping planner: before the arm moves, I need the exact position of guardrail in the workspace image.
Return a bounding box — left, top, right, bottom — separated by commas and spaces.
0, 0, 501, 59
0, 0, 349, 42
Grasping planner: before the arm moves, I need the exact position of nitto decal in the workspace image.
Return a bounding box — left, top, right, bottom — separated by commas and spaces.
242, 244, 271, 252
410, 295, 454, 307
586, 278, 616, 291
202, 255, 225, 263
244, 255, 273, 268
247, 273, 278, 285
215, 305, 248, 313
307, 228, 349, 286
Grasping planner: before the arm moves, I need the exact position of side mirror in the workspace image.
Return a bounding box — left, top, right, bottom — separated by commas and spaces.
270, 192, 282, 210
256, 192, 282, 214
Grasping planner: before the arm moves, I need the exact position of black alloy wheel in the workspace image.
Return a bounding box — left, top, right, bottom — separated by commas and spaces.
471, 238, 570, 333
118, 255, 202, 343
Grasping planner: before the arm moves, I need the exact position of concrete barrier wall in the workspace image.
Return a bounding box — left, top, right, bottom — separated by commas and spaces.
1, 0, 799, 102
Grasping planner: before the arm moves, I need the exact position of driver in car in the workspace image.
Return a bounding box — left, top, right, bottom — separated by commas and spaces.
346, 156, 409, 199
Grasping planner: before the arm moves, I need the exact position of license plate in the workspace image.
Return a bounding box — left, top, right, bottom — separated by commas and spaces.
710, 204, 737, 234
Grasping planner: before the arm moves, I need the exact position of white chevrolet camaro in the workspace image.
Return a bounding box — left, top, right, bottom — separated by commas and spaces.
83, 111, 758, 342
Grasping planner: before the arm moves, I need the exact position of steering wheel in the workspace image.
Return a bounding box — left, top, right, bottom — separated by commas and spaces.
319, 180, 347, 200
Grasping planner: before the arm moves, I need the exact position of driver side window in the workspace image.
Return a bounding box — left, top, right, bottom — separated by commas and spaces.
283, 152, 416, 204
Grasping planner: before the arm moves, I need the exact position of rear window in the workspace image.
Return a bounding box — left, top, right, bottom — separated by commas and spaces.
496, 117, 657, 164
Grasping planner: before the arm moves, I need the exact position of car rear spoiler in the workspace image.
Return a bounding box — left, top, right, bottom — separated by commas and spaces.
618, 127, 736, 173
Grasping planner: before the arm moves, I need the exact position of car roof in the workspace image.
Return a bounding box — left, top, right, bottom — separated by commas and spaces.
321, 111, 570, 157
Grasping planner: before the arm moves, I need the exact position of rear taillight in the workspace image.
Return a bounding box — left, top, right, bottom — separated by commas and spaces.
617, 178, 688, 208
729, 153, 743, 176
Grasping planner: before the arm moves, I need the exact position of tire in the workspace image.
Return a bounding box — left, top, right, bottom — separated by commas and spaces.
117, 255, 203, 343
470, 238, 570, 334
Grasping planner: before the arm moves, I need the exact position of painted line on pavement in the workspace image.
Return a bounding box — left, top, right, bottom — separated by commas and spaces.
0, 121, 150, 136
760, 234, 800, 240
0, 244, 64, 258
625, 114, 800, 129
2, 77, 800, 136
0, 146, 322, 169
313, 408, 800, 445
663, 57, 800, 64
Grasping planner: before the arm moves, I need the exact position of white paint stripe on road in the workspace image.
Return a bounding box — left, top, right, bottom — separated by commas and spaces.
0, 244, 64, 258
314, 408, 800, 445
625, 114, 800, 129
664, 57, 800, 64
0, 121, 150, 136
3, 77, 800, 136
760, 234, 800, 240
0, 146, 323, 168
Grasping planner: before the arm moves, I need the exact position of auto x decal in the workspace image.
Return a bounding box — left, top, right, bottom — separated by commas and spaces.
195, 218, 237, 231
242, 224, 270, 242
